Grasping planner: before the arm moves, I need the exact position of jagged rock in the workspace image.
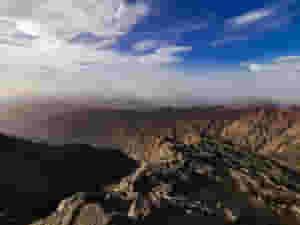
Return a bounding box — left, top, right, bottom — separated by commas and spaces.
30, 193, 110, 225
143, 136, 180, 164
127, 194, 153, 220
230, 170, 250, 193
128, 199, 138, 219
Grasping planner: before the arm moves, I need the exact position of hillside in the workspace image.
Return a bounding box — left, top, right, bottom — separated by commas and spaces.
31, 105, 300, 165
1, 105, 300, 224
0, 105, 300, 224
0, 133, 300, 225
0, 133, 138, 225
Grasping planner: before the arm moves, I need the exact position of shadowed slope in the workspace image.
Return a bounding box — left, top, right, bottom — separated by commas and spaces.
0, 134, 138, 224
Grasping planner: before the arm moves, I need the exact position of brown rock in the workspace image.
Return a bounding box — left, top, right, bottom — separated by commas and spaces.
183, 133, 201, 145
223, 207, 239, 224
73, 203, 110, 225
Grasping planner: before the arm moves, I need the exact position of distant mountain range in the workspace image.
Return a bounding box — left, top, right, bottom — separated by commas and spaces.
0, 96, 300, 157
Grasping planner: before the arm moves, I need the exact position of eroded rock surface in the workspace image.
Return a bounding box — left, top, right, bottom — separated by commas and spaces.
26, 135, 300, 225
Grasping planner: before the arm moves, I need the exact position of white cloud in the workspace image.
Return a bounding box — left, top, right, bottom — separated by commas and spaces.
247, 64, 262, 72
95, 38, 119, 49
156, 46, 192, 55
138, 45, 192, 64
0, 0, 198, 105
242, 55, 300, 73
213, 1, 297, 47
273, 56, 300, 63
133, 40, 159, 52
0, 0, 150, 42
1, 1, 299, 106
226, 8, 274, 26
16, 19, 42, 37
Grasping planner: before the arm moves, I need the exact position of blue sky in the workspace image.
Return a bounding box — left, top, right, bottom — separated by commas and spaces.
0, 0, 299, 105
127, 0, 300, 68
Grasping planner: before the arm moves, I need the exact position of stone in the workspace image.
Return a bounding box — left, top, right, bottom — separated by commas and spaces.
73, 203, 110, 225
193, 163, 215, 175
223, 207, 239, 224
290, 205, 300, 216
128, 199, 137, 219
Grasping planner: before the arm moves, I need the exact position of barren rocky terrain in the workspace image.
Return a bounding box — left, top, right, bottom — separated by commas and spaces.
1, 105, 300, 225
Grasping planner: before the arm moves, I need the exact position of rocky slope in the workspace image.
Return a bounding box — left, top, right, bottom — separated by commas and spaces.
76, 106, 300, 165
1, 132, 300, 225
1, 106, 300, 224
0, 134, 138, 225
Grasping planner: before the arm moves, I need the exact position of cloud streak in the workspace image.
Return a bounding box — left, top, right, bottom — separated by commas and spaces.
212, 0, 298, 47
242, 55, 300, 73
133, 40, 159, 52
226, 8, 274, 26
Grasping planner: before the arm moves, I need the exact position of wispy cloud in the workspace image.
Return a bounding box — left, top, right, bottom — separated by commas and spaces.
133, 40, 159, 52
0, 0, 200, 105
162, 21, 209, 39
211, 0, 298, 47
125, 19, 210, 47
138, 45, 192, 64
273, 56, 300, 63
0, 0, 150, 50
226, 8, 274, 26
210, 36, 249, 47
241, 55, 300, 73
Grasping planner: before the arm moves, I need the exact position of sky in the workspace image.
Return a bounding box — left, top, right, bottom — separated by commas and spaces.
0, 0, 300, 106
